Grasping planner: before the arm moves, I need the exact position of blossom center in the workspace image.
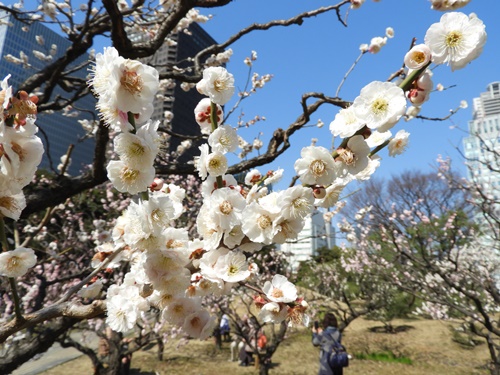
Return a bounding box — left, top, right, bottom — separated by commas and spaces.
371, 98, 389, 115
7, 256, 20, 271
271, 288, 284, 299
166, 239, 183, 249
120, 167, 139, 182
208, 158, 221, 169
151, 208, 164, 223
219, 135, 231, 146
445, 31, 463, 48
190, 316, 202, 328
257, 215, 272, 230
10, 142, 26, 161
309, 159, 326, 177
0, 196, 18, 212
213, 79, 227, 93
120, 69, 143, 95
292, 197, 309, 210
219, 200, 233, 215
411, 51, 426, 64
128, 142, 145, 156
337, 148, 356, 166
228, 264, 239, 275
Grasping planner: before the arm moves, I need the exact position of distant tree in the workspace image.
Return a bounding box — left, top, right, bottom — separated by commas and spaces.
341, 167, 500, 375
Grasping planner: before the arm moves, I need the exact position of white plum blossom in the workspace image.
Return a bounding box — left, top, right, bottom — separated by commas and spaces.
163, 297, 203, 326
194, 98, 223, 134
315, 180, 348, 208
107, 160, 155, 194
195, 144, 210, 179
368, 36, 387, 54
0, 247, 37, 278
388, 130, 410, 157
213, 250, 251, 282
182, 309, 217, 340
430, 0, 471, 11
263, 274, 297, 303
241, 202, 278, 245
329, 106, 365, 138
79, 280, 103, 299
404, 44, 432, 69
113, 131, 157, 170
294, 146, 336, 186
259, 302, 288, 323
273, 216, 305, 244
196, 67, 235, 105
90, 47, 159, 130
366, 130, 392, 148
424, 12, 486, 71
195, 145, 228, 179
105, 294, 138, 332
405, 105, 421, 120
264, 169, 284, 186
0, 191, 26, 221
334, 135, 371, 178
244, 169, 262, 185
279, 186, 315, 220
201, 174, 239, 198
407, 69, 433, 106
206, 187, 245, 230
350, 0, 365, 9
113, 59, 159, 114
208, 125, 238, 154
352, 81, 407, 132
206, 151, 228, 177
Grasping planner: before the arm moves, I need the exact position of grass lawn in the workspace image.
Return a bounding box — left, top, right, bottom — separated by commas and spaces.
42, 317, 490, 375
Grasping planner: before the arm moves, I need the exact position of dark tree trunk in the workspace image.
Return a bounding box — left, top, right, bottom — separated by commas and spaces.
213, 326, 222, 350
491, 363, 500, 375
0, 319, 77, 374
156, 337, 164, 361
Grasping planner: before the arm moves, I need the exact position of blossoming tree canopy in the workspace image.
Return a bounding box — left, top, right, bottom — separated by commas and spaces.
77, 9, 489, 335
0, 3, 489, 371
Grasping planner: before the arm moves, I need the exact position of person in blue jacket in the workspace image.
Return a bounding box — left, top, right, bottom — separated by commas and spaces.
312, 312, 344, 375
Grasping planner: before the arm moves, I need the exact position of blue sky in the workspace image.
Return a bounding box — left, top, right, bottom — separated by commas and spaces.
3, 0, 497, 190
200, 0, 499, 189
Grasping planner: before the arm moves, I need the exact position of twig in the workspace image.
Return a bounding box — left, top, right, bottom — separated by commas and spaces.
336, 51, 366, 97
56, 247, 125, 304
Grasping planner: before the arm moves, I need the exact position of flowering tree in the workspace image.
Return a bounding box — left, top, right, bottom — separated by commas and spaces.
338, 168, 500, 374
296, 245, 414, 335
0, 0, 489, 373
209, 247, 293, 375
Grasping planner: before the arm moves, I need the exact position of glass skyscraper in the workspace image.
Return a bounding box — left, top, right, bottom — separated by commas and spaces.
0, 11, 96, 175
463, 82, 500, 198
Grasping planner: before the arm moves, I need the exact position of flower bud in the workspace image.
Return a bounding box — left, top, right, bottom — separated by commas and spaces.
313, 186, 326, 199
150, 177, 164, 191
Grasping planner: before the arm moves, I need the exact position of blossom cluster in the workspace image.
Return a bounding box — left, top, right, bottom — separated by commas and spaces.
86, 49, 317, 334
83, 10, 488, 337
0, 76, 43, 278
325, 11, 486, 201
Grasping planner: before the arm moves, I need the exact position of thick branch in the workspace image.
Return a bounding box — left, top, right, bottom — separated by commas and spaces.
0, 318, 78, 374
0, 300, 105, 344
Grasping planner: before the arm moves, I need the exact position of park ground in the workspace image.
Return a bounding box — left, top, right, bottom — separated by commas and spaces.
41, 317, 491, 375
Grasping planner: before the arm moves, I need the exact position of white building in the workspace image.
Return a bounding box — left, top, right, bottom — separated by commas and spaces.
463, 82, 500, 198
280, 210, 335, 271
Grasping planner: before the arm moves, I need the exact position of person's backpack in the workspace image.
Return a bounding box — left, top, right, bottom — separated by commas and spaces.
326, 332, 349, 369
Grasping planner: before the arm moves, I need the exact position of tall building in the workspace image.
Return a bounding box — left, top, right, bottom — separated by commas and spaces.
463, 82, 500, 198
280, 210, 335, 272
143, 23, 217, 163
0, 11, 96, 175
